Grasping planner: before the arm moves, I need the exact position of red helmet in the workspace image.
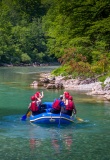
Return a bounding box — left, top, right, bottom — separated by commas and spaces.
31, 96, 35, 101
68, 96, 73, 100
65, 94, 69, 99
64, 91, 69, 95
64, 91, 70, 99
35, 92, 40, 98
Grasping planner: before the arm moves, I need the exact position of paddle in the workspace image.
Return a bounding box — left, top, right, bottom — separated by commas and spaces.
21, 110, 31, 121
74, 114, 84, 122
58, 112, 61, 127
21, 114, 27, 121
76, 117, 84, 122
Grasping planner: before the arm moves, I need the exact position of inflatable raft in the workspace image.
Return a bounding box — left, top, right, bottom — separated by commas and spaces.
29, 102, 75, 124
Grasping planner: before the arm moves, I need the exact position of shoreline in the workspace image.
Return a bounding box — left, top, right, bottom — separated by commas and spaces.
30, 73, 110, 102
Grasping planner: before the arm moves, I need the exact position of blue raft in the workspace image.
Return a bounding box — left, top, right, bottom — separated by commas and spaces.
30, 102, 75, 124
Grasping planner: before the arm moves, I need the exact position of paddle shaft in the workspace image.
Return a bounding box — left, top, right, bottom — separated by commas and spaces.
58, 112, 61, 127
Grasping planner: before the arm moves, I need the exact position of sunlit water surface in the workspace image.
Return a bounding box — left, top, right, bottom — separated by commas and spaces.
0, 66, 110, 160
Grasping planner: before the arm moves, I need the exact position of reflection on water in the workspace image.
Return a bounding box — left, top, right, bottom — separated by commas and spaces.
0, 114, 75, 159
63, 134, 73, 151
0, 112, 110, 160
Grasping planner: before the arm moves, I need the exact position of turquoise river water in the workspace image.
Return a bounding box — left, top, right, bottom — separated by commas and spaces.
0, 66, 110, 160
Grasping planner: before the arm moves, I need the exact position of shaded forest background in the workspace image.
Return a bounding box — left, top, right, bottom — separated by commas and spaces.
0, 0, 110, 78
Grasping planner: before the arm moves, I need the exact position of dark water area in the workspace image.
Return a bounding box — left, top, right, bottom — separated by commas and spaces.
0, 66, 110, 160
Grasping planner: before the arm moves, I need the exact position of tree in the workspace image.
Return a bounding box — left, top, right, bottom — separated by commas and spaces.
21, 53, 31, 63
42, 0, 110, 76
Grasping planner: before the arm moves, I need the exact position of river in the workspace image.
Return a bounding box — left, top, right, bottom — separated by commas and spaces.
0, 66, 110, 160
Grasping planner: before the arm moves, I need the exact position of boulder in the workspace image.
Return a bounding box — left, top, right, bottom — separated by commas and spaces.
55, 83, 64, 89
30, 81, 38, 86
104, 95, 110, 101
104, 84, 110, 91
104, 77, 110, 85
46, 84, 56, 89
37, 81, 44, 86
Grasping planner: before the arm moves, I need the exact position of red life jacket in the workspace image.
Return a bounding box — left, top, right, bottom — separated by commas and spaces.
66, 100, 74, 111
30, 101, 39, 111
52, 99, 61, 110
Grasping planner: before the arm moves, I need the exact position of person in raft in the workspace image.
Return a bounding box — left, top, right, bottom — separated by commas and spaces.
34, 91, 47, 110
63, 91, 70, 104
28, 95, 45, 116
61, 95, 77, 116
34, 91, 44, 106
50, 95, 65, 114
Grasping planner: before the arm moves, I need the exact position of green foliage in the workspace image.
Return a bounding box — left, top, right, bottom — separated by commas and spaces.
21, 53, 31, 63
98, 75, 108, 83
42, 0, 110, 77
51, 65, 69, 76
0, 0, 110, 80
0, 0, 50, 65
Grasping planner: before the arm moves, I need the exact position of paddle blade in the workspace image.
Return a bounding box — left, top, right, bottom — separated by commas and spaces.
76, 117, 84, 122
27, 111, 31, 117
21, 114, 27, 121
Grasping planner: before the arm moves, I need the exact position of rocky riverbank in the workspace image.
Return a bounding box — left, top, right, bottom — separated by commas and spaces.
30, 73, 110, 101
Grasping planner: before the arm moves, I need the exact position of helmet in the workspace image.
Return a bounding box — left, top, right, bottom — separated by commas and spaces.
64, 91, 69, 94
69, 96, 73, 100
64, 91, 70, 99
65, 94, 69, 99
60, 95, 63, 99
31, 96, 35, 101
35, 92, 40, 98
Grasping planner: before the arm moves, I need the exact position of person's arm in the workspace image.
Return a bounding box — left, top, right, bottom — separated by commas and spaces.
73, 102, 77, 114
26, 103, 31, 115
60, 101, 66, 112
60, 101, 66, 108
63, 95, 66, 104
28, 103, 31, 109
36, 98, 41, 107
40, 91, 44, 98
65, 99, 69, 106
